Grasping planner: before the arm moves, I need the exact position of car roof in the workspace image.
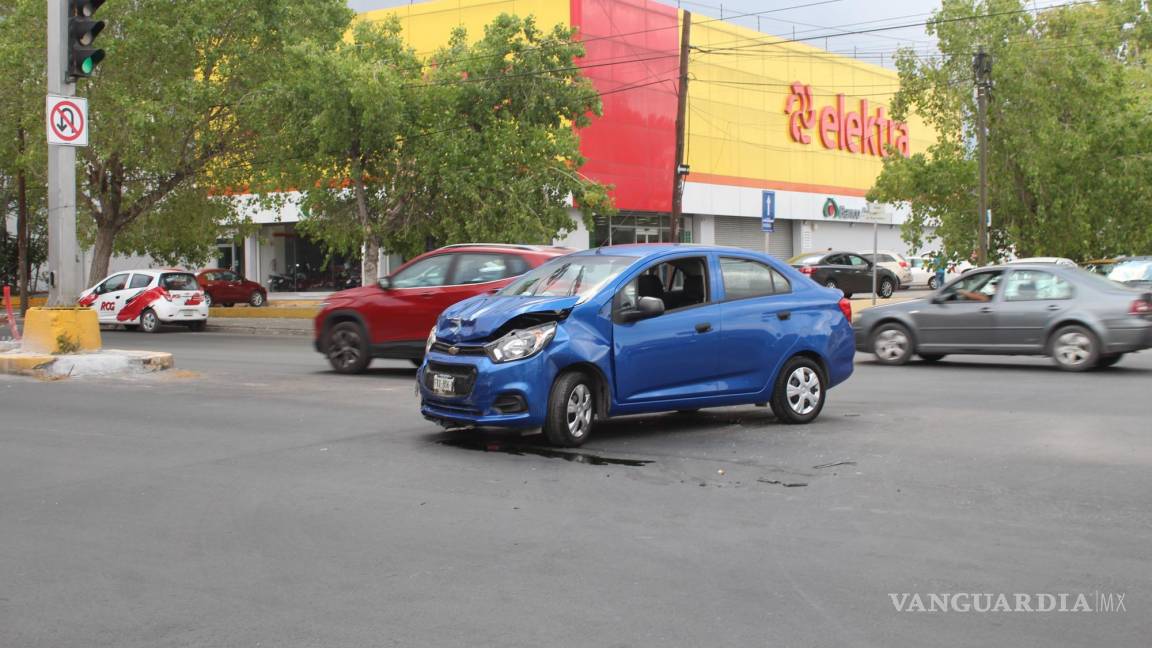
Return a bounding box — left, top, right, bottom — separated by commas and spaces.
435, 243, 573, 256
567, 244, 776, 258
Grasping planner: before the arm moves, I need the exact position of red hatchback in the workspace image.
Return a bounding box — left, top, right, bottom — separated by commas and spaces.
314, 244, 572, 373
196, 269, 268, 307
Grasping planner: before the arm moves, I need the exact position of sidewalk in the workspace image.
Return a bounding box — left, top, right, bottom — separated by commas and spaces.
205, 317, 312, 336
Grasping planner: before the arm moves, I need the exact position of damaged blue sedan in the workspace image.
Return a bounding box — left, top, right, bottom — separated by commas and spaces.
418, 245, 855, 446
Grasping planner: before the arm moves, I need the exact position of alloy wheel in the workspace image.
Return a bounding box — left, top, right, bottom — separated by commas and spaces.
250, 291, 265, 307
1055, 331, 1092, 367
785, 366, 821, 415
328, 328, 362, 370
874, 328, 909, 361
566, 384, 594, 439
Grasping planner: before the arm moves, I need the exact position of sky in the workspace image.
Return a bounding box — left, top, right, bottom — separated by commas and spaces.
345, 0, 945, 68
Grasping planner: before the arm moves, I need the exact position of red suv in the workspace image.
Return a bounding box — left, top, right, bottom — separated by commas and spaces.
314, 244, 572, 373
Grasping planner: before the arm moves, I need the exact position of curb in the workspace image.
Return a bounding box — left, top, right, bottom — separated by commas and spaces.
0, 349, 173, 377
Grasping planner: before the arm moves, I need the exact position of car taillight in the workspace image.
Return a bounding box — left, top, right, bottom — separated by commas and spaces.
799, 266, 814, 275
1130, 298, 1152, 315
898, 260, 909, 268
838, 297, 852, 321
185, 292, 204, 306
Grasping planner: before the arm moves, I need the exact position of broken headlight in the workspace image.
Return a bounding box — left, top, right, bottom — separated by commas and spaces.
485, 322, 557, 363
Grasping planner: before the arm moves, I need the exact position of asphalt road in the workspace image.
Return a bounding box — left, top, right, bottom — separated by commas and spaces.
2, 330, 1150, 647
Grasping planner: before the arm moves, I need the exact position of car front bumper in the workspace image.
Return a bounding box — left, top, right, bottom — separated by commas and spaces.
418, 349, 554, 430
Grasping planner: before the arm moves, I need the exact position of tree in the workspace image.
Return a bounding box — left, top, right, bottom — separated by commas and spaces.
71, 0, 353, 282
869, 0, 1152, 262
258, 14, 614, 283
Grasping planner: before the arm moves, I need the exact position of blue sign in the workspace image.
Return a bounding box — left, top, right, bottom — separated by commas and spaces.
761, 190, 776, 232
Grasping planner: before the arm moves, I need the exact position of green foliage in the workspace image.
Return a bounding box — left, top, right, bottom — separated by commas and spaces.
256, 13, 615, 275
870, 0, 1152, 261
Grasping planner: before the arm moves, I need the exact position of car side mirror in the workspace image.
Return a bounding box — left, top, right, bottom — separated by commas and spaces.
377, 277, 392, 290
930, 294, 946, 304
621, 296, 665, 322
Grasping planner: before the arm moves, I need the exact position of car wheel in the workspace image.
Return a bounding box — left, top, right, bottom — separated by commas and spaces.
824, 278, 839, 291
878, 277, 896, 298
1096, 353, 1123, 368
249, 291, 266, 307
139, 308, 161, 333
919, 353, 946, 363
770, 356, 826, 424
871, 322, 914, 365
1049, 324, 1099, 372
186, 320, 207, 332
222, 303, 234, 308
928, 276, 940, 290
409, 359, 422, 368
544, 371, 595, 447
325, 321, 371, 374
203, 292, 213, 308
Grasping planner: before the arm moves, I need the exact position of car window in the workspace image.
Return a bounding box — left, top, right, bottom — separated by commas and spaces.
720, 257, 785, 300
824, 254, 845, 265
128, 274, 152, 289
1108, 259, 1152, 283
846, 254, 870, 267
100, 273, 129, 293
452, 254, 523, 285
160, 272, 200, 292
618, 257, 709, 313
501, 255, 632, 300
1004, 270, 1073, 301
910, 258, 925, 269
219, 271, 238, 282
201, 272, 215, 281
941, 271, 1003, 302
391, 254, 454, 289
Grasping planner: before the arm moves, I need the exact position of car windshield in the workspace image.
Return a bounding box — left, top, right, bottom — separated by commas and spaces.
787, 253, 825, 265
1108, 259, 1152, 283
499, 255, 632, 300
160, 272, 199, 292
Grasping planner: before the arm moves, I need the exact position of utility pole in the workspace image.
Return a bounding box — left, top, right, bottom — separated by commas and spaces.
47, 0, 81, 306
973, 47, 992, 266
670, 10, 692, 244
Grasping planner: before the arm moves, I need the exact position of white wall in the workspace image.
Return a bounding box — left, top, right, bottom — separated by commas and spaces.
807, 220, 910, 256
552, 209, 589, 249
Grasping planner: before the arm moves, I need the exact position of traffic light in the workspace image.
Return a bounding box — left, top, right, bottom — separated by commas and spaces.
68, 0, 106, 80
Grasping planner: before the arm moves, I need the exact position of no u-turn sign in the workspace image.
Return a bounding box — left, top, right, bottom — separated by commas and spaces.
46, 95, 89, 147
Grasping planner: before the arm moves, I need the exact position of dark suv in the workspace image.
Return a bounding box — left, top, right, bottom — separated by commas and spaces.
314, 244, 572, 373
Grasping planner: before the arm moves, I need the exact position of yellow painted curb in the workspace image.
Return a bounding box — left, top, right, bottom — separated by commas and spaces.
0, 353, 56, 375
209, 307, 317, 319
22, 308, 102, 354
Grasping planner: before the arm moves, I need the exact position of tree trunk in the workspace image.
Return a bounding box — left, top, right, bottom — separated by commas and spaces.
350, 166, 378, 286
88, 224, 118, 285
16, 127, 29, 315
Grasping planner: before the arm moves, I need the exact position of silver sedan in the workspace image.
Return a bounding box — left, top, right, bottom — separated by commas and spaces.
854, 264, 1152, 371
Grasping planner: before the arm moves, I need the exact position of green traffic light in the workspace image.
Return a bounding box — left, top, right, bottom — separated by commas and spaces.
82, 57, 94, 75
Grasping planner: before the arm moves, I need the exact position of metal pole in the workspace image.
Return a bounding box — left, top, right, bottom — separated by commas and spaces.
47, 0, 81, 306
670, 11, 692, 244
974, 47, 991, 266
871, 222, 878, 306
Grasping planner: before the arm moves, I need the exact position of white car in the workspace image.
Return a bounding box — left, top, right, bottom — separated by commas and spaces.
1007, 256, 1079, 267
860, 250, 913, 288
908, 256, 974, 289
79, 269, 209, 332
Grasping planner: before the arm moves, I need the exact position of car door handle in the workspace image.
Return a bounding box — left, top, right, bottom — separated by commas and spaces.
418, 292, 436, 298
979, 306, 993, 313
1046, 304, 1061, 311
694, 322, 712, 333
777, 311, 791, 321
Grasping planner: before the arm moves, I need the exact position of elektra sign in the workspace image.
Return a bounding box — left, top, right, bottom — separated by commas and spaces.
784, 82, 909, 157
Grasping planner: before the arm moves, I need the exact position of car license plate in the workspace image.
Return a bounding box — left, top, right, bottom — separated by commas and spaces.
180, 310, 195, 316
432, 373, 455, 395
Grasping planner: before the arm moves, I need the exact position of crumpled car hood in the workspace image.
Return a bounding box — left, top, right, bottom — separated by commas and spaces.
436, 294, 580, 343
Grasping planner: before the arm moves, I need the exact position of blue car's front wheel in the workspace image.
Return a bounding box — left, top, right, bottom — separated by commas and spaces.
544, 371, 596, 447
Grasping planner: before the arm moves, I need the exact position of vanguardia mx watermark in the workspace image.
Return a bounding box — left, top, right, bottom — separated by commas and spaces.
890, 592, 1127, 613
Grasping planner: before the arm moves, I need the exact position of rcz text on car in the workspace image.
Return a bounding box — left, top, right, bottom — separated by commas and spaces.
314, 244, 571, 373
78, 269, 209, 333
418, 245, 856, 446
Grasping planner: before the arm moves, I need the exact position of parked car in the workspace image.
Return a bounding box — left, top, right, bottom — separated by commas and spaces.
1007, 256, 1078, 267
908, 256, 973, 290
860, 250, 913, 288
418, 245, 856, 446
854, 264, 1152, 371
787, 251, 899, 298
1106, 256, 1152, 290
196, 268, 267, 307
1083, 257, 1127, 276
78, 269, 209, 332
314, 244, 571, 373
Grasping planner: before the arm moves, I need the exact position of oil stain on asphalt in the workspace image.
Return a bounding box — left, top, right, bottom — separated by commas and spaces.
436, 437, 653, 467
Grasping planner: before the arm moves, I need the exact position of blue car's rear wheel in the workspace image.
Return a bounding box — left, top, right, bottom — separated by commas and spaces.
770, 356, 826, 424
544, 371, 595, 447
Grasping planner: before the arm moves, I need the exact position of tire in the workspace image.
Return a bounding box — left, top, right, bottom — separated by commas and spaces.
843, 292, 853, 299
928, 276, 940, 290
770, 356, 826, 424
325, 321, 371, 374
824, 278, 839, 291
1048, 324, 1100, 372
1096, 353, 1123, 368
871, 322, 914, 365
139, 308, 161, 333
203, 292, 213, 308
222, 303, 234, 308
919, 353, 946, 363
249, 290, 266, 307
878, 277, 896, 299
543, 371, 596, 447
186, 320, 207, 332
409, 359, 423, 368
